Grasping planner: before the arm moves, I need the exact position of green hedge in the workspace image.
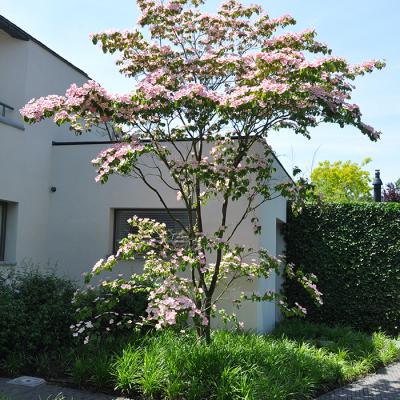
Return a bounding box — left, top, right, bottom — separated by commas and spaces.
284, 202, 400, 335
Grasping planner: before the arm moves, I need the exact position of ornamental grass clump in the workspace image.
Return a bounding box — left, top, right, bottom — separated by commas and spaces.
100, 321, 398, 399
21, 0, 384, 343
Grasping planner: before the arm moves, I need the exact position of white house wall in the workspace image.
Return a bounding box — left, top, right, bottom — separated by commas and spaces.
0, 31, 89, 266
257, 158, 289, 332
48, 141, 262, 278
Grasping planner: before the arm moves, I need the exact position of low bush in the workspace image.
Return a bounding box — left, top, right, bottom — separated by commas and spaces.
0, 265, 77, 376
72, 284, 149, 342
0, 264, 149, 377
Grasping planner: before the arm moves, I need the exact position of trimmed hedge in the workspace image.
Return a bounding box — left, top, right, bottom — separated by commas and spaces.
284, 202, 400, 335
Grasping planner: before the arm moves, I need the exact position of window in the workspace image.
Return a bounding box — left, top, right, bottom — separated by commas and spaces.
0, 202, 7, 261
114, 208, 195, 252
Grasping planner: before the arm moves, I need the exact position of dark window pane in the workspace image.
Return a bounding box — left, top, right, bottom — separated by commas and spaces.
114, 209, 195, 252
0, 202, 7, 261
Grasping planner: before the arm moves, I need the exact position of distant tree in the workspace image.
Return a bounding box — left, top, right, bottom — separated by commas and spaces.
311, 158, 372, 202
382, 183, 400, 202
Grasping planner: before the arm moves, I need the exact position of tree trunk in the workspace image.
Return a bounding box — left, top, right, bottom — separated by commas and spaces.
204, 296, 212, 344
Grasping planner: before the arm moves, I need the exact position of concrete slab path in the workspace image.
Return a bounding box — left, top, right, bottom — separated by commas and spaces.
0, 378, 131, 400
317, 361, 400, 399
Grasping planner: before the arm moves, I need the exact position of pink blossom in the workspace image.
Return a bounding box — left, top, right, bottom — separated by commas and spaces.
295, 302, 307, 315
165, 1, 182, 11
260, 79, 289, 94
165, 310, 177, 324
92, 258, 104, 273
174, 83, 221, 102
343, 103, 360, 113
121, 283, 132, 290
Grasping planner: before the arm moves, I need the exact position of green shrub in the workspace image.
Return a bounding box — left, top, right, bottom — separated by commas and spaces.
0, 264, 77, 375
0, 275, 25, 362
284, 202, 400, 335
0, 263, 149, 377
72, 284, 149, 342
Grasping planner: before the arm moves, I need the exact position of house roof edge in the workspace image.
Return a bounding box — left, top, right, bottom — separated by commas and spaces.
0, 14, 91, 79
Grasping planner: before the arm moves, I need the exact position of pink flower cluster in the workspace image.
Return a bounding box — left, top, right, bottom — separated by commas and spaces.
300, 56, 347, 69
260, 79, 289, 94
264, 28, 315, 47
92, 137, 144, 182
165, 1, 183, 11
301, 275, 323, 305
174, 83, 221, 102
138, 81, 171, 100
360, 122, 381, 140
147, 277, 208, 329
253, 50, 304, 66
360, 60, 379, 71
20, 80, 116, 124
20, 95, 64, 121
343, 103, 359, 112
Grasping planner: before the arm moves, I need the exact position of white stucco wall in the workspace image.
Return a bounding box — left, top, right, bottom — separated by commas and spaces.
0, 30, 90, 266
47, 142, 262, 276
257, 159, 289, 332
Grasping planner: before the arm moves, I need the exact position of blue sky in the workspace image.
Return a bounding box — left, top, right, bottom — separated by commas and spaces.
2, 0, 399, 183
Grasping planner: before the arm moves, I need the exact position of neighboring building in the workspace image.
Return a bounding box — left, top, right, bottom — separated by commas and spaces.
0, 16, 290, 332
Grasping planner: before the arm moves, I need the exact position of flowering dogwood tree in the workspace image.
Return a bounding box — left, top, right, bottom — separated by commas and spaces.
21, 0, 383, 343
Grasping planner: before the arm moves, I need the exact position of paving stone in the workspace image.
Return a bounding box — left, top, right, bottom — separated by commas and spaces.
317, 361, 400, 400
7, 376, 46, 388
0, 378, 131, 400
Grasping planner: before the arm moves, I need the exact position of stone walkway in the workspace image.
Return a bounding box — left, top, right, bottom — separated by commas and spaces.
0, 378, 130, 400
317, 361, 400, 399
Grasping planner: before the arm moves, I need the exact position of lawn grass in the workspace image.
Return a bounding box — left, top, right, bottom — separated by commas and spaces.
68, 320, 399, 399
